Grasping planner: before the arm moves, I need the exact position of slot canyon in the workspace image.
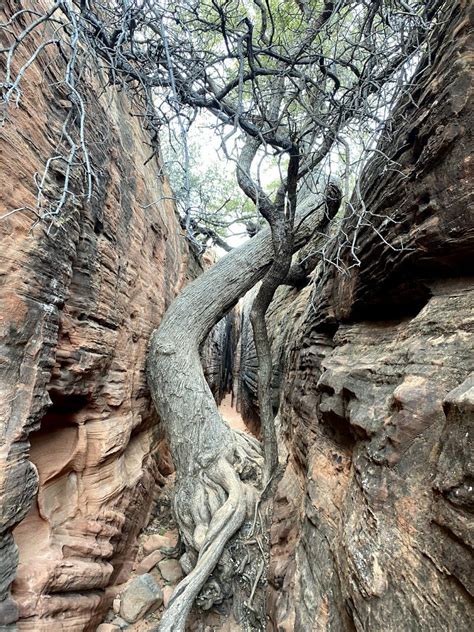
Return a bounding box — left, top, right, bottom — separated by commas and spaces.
0, 1, 472, 631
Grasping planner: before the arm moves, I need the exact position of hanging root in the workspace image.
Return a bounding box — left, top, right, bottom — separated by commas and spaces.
156, 430, 264, 632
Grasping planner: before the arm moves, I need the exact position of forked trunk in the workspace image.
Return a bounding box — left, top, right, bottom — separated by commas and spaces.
147, 193, 336, 631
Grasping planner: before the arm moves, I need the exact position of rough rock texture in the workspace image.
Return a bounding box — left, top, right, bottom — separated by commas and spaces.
2, 1, 473, 631
119, 574, 163, 623
96, 625, 121, 632
0, 1, 196, 629
262, 3, 474, 630
238, 284, 310, 434
202, 311, 238, 404
156, 559, 184, 584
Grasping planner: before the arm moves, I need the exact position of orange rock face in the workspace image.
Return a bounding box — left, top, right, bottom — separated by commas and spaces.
0, 1, 197, 629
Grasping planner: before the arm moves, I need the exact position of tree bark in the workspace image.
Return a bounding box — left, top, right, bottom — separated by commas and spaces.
146, 191, 337, 631
249, 148, 300, 485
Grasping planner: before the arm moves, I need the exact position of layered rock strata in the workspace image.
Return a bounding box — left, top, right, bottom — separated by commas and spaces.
258, 3, 474, 630
0, 1, 195, 629
202, 311, 238, 404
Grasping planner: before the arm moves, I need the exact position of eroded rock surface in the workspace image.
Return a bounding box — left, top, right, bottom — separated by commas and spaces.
261, 3, 474, 630
202, 311, 238, 404
1, 1, 473, 631
0, 1, 196, 629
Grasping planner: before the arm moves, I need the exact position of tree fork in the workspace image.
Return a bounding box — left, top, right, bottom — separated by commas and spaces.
146, 188, 338, 632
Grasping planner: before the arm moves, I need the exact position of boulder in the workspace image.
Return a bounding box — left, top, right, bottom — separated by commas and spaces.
141, 534, 177, 557
119, 574, 163, 624
120, 573, 163, 623
136, 550, 163, 575
162, 586, 174, 609
157, 559, 184, 583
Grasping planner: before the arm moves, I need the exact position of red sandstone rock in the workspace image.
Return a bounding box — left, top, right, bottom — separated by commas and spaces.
259, 4, 474, 630
161, 586, 174, 609
141, 533, 177, 557
0, 1, 198, 629
135, 550, 163, 575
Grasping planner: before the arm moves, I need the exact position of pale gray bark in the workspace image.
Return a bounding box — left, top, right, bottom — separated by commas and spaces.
147, 193, 337, 631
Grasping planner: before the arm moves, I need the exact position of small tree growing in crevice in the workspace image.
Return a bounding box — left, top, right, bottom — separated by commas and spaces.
1, 1, 446, 630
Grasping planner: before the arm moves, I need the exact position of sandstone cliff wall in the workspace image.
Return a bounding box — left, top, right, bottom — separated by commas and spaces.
2, 1, 473, 631
0, 2, 197, 629
249, 3, 473, 630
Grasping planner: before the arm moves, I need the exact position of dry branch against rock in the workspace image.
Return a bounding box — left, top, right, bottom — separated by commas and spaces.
0, 1, 450, 630
147, 190, 339, 631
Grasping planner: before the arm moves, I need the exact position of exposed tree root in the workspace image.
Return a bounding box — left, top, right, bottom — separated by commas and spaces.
154, 431, 264, 632
147, 194, 337, 630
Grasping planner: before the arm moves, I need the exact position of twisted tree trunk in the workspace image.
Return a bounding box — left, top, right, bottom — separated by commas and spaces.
147, 191, 337, 631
